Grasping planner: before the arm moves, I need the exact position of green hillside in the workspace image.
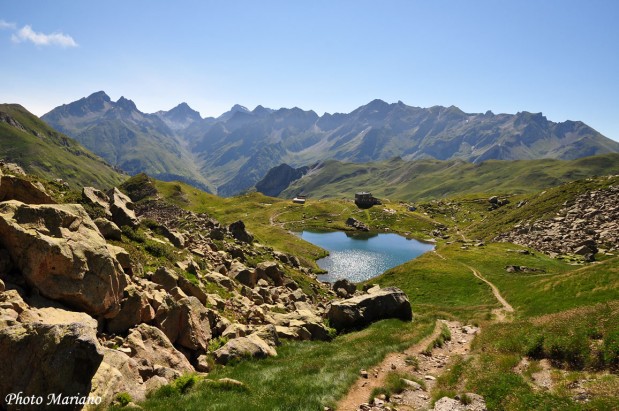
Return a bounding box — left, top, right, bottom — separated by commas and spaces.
126, 171, 619, 410
0, 104, 125, 189
279, 154, 619, 200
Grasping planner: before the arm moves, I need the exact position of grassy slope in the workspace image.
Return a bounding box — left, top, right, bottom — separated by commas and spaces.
281, 154, 619, 201
0, 104, 125, 189
133, 173, 619, 410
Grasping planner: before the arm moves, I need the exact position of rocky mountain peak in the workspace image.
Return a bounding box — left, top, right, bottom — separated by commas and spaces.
115, 96, 139, 112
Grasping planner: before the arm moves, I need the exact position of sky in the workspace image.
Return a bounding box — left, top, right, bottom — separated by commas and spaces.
1, 0, 618, 140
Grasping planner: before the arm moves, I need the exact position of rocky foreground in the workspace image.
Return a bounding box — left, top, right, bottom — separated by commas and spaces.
0, 166, 413, 410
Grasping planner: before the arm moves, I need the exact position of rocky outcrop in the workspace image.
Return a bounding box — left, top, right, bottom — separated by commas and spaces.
107, 286, 155, 334
107, 187, 139, 228
346, 217, 369, 232
326, 286, 413, 331
82, 186, 112, 217
94, 217, 122, 240
333, 278, 357, 298
213, 333, 277, 364
229, 220, 254, 243
0, 322, 103, 411
124, 323, 194, 376
254, 163, 309, 197
0, 175, 55, 204
154, 296, 212, 352
496, 185, 619, 259
0, 201, 126, 318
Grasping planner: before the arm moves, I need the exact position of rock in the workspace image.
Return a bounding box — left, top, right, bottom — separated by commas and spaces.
108, 244, 138, 276
0, 248, 12, 274
82, 186, 112, 217
18, 306, 98, 330
222, 322, 250, 339
196, 354, 211, 372
488, 196, 498, 204
333, 278, 356, 297
0, 201, 126, 318
205, 272, 235, 291
273, 309, 332, 341
159, 225, 185, 248
88, 348, 145, 408
177, 297, 212, 352
124, 323, 194, 374
345, 217, 369, 231
360, 369, 369, 378
0, 322, 103, 411
227, 261, 257, 287
0, 278, 4, 292
107, 187, 139, 228
154, 296, 211, 351
178, 276, 207, 305
255, 261, 285, 286
151, 266, 179, 291
402, 378, 421, 390
0, 175, 55, 204
107, 286, 154, 334
253, 324, 281, 347
432, 393, 487, 411
213, 333, 277, 365
95, 217, 122, 240
326, 286, 412, 331
229, 220, 254, 243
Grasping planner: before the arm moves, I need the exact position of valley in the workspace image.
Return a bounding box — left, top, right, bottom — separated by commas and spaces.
0, 100, 618, 411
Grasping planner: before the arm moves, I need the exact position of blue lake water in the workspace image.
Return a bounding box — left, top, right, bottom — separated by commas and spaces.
299, 231, 434, 283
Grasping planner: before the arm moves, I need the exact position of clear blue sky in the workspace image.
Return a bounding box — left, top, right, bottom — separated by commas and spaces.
1, 0, 618, 140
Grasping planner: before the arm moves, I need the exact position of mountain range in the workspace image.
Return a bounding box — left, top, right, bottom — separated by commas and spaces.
40, 92, 619, 196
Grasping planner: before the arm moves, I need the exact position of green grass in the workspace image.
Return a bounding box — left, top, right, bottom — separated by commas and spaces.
281, 154, 619, 202
372, 246, 499, 322
140, 317, 436, 411
456, 304, 619, 410
0, 104, 125, 190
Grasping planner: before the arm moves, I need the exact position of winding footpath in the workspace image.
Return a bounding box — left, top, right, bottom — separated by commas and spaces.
464, 263, 514, 321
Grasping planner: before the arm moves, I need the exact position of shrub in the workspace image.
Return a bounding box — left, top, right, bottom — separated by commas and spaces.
114, 392, 132, 407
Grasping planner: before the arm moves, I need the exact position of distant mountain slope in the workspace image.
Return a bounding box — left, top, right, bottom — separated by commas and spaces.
43, 94, 619, 196
255, 163, 309, 197
42, 91, 213, 192
0, 103, 125, 189
276, 153, 619, 200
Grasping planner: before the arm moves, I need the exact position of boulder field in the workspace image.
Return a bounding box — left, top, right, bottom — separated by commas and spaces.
0, 170, 414, 409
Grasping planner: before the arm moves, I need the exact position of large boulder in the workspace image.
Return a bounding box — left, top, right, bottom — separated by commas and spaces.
88, 348, 145, 408
0, 322, 103, 411
94, 217, 122, 241
107, 286, 155, 334
107, 187, 139, 228
151, 266, 179, 291
0, 175, 55, 204
273, 309, 332, 341
229, 220, 254, 243
0, 201, 126, 318
227, 261, 257, 287
154, 296, 211, 351
82, 186, 112, 217
326, 286, 412, 331
124, 323, 194, 374
213, 333, 277, 365
255, 261, 285, 286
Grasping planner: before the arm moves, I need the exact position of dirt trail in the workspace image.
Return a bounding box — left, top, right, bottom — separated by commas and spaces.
337, 320, 479, 411
464, 264, 514, 321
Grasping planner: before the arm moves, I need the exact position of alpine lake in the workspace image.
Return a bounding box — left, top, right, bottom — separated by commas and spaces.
298, 230, 435, 283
